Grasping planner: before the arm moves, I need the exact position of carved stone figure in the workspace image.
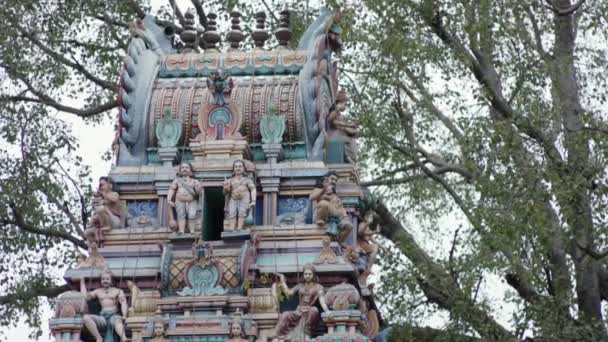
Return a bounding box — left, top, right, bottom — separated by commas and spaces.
155, 115, 182, 148
313, 236, 338, 264
273, 263, 329, 341
80, 269, 128, 342
260, 112, 287, 144
357, 210, 379, 272
309, 171, 352, 242
151, 318, 167, 342
223, 160, 256, 231
84, 177, 126, 245
78, 241, 106, 268
228, 310, 247, 342
167, 162, 202, 234
328, 89, 359, 163
178, 241, 227, 296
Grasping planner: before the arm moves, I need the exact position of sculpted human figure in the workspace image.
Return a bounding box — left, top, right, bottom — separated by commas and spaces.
227, 311, 247, 342
328, 89, 358, 163
151, 318, 167, 342
167, 162, 202, 234
80, 269, 128, 342
273, 263, 329, 341
84, 176, 127, 245
223, 160, 256, 231
358, 210, 379, 271
309, 171, 353, 242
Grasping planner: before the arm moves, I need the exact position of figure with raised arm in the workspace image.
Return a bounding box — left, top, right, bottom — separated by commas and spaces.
327, 89, 359, 163
223, 160, 256, 231
84, 176, 126, 245
80, 269, 128, 342
309, 171, 353, 242
167, 162, 203, 234
273, 263, 330, 341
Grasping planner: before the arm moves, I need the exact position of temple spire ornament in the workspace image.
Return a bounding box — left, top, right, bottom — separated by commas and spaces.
274, 5, 292, 48
179, 9, 199, 53
252, 11, 270, 49
203, 10, 221, 50
227, 7, 245, 50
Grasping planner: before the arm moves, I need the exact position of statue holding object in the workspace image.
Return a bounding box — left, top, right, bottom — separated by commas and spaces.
80, 269, 128, 342
273, 263, 330, 342
223, 160, 256, 231
167, 162, 202, 234
309, 171, 353, 243
328, 89, 359, 163
84, 176, 127, 245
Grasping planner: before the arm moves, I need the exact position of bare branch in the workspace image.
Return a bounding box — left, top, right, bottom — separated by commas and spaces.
5, 203, 87, 249
544, 0, 586, 16
14, 25, 119, 92
0, 284, 71, 306
169, 0, 187, 28
261, 0, 280, 22
190, 0, 208, 29
93, 14, 128, 28
2, 94, 117, 118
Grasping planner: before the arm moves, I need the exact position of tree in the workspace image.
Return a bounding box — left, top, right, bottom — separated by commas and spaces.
338, 0, 608, 340
1, 0, 607, 341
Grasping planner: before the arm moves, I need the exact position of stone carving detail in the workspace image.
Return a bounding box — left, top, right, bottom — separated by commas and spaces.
155, 115, 182, 148
228, 310, 247, 342
325, 282, 360, 311
78, 241, 106, 268
260, 112, 286, 144
81, 269, 128, 341
309, 171, 352, 243
314, 236, 338, 264
126, 281, 160, 317
273, 264, 329, 342
150, 317, 168, 342
277, 197, 308, 225
224, 160, 256, 231
167, 162, 202, 234
84, 176, 127, 245
178, 242, 227, 296
196, 70, 243, 141
54, 291, 87, 318
356, 210, 379, 288
247, 287, 279, 314
328, 89, 358, 163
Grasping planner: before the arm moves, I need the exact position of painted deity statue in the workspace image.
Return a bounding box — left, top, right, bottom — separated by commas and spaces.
167, 162, 203, 234
227, 311, 247, 342
357, 210, 379, 287
80, 269, 128, 342
151, 318, 167, 342
273, 263, 330, 341
223, 160, 256, 231
84, 177, 126, 245
309, 171, 353, 243
328, 89, 358, 163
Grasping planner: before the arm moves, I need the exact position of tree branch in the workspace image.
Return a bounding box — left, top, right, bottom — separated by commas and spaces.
190, 0, 208, 29
14, 24, 119, 92
0, 284, 71, 306
169, 0, 187, 28
5, 203, 87, 249
124, 0, 146, 19
1, 94, 117, 118
544, 0, 586, 16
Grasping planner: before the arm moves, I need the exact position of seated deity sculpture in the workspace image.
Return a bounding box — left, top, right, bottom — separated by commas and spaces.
327, 89, 359, 163
309, 171, 353, 242
84, 176, 126, 245
273, 263, 330, 341
223, 160, 256, 231
80, 269, 128, 342
167, 162, 203, 234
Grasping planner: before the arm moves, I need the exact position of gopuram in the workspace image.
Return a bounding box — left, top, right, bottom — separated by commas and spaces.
49, 7, 384, 342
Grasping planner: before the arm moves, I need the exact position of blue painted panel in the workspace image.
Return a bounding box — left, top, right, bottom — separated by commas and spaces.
127, 200, 159, 225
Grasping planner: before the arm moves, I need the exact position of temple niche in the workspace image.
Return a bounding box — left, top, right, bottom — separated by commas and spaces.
49, 6, 384, 342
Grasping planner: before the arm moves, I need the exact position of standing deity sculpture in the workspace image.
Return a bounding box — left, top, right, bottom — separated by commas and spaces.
80, 269, 128, 342
151, 318, 168, 342
167, 162, 203, 234
273, 263, 330, 342
227, 310, 247, 342
223, 160, 256, 231
328, 89, 359, 163
309, 171, 352, 243
84, 176, 127, 245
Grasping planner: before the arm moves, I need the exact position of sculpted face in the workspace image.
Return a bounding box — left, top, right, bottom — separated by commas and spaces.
230, 322, 242, 337
153, 321, 165, 337
322, 175, 337, 193
233, 161, 245, 175
336, 99, 348, 113
99, 178, 112, 193
303, 268, 314, 283
100, 273, 112, 288
179, 163, 193, 177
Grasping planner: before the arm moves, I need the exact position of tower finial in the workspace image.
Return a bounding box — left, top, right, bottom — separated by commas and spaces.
274, 4, 292, 49
226, 6, 245, 50
203, 10, 220, 51
252, 11, 270, 50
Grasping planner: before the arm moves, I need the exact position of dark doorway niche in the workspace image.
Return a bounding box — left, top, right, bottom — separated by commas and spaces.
203, 187, 225, 241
